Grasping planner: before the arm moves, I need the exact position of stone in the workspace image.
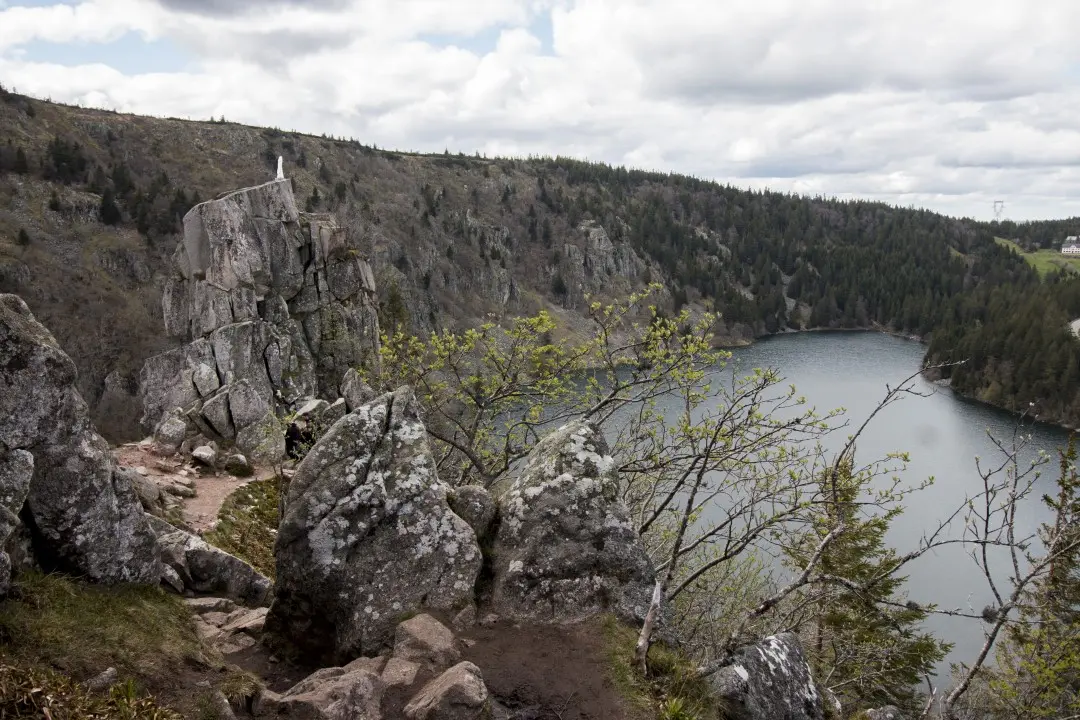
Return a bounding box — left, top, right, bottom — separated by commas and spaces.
154, 521, 272, 607
344, 656, 389, 675
186, 597, 239, 615
166, 483, 197, 499
321, 398, 347, 427
154, 414, 190, 455
193, 362, 221, 397
221, 606, 268, 635
140, 339, 216, 433
710, 633, 825, 720
0, 295, 162, 585
229, 378, 272, 430
0, 447, 33, 596
864, 708, 904, 720
451, 605, 477, 631
446, 486, 496, 540
121, 466, 166, 517
489, 420, 654, 624
266, 387, 482, 663
381, 657, 420, 689
161, 565, 185, 594
295, 398, 330, 420
258, 667, 384, 720
201, 391, 235, 440
224, 453, 255, 477
84, 667, 118, 692
236, 411, 286, 466
393, 614, 460, 669
403, 662, 489, 720
340, 368, 376, 412
192, 445, 218, 466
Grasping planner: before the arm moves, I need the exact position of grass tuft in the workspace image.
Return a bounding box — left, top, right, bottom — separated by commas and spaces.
600, 615, 722, 720
204, 477, 281, 579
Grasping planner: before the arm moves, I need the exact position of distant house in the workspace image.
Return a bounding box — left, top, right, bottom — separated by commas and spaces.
1063, 236, 1080, 255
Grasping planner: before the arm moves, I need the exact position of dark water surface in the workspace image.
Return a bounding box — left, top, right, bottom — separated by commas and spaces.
715, 331, 1069, 681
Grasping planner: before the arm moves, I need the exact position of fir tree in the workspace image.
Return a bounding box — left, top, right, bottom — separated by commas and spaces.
784, 460, 949, 714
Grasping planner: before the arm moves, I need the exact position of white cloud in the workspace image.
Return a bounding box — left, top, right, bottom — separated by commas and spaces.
2, 0, 1080, 220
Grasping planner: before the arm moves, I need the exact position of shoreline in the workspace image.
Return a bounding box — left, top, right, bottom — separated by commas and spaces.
717, 325, 1078, 435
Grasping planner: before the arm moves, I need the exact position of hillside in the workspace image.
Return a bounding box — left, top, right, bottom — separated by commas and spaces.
0, 87, 1032, 440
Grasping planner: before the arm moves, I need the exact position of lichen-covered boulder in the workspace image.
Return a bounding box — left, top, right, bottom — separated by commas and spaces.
711, 633, 825, 720
0, 294, 161, 585
266, 387, 482, 663
489, 420, 654, 623
403, 662, 489, 720
863, 707, 904, 720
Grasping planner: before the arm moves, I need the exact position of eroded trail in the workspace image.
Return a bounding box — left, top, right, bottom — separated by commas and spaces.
113, 442, 275, 533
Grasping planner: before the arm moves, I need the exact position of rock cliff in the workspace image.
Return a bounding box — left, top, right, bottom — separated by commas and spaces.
140, 179, 379, 463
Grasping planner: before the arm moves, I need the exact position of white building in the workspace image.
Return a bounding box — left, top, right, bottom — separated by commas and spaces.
1063, 236, 1080, 255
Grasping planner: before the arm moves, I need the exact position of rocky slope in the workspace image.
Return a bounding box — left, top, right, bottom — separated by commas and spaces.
0, 89, 1016, 442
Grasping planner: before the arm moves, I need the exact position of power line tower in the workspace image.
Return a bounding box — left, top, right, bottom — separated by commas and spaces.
993, 200, 1005, 221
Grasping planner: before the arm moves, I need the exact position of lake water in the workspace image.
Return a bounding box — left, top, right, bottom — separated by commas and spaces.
715, 331, 1070, 682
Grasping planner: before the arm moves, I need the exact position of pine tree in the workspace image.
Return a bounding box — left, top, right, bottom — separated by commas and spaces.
784, 460, 949, 714
16, 228, 30, 246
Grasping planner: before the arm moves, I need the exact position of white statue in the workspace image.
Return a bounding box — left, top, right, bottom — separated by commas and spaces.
276, 156, 284, 180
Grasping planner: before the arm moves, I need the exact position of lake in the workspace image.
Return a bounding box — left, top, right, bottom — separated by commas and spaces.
717, 331, 1071, 683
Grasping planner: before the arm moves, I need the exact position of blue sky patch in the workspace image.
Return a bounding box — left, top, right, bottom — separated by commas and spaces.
17, 33, 194, 75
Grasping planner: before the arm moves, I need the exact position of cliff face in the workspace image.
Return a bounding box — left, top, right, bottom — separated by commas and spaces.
140, 178, 379, 462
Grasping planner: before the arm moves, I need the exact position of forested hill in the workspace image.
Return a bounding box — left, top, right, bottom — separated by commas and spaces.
0, 86, 1064, 437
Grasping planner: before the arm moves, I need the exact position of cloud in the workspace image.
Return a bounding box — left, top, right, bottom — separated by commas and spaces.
152, 0, 350, 17
2, 0, 1080, 220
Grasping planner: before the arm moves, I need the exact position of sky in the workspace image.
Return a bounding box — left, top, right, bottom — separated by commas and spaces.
2, 0, 1079, 222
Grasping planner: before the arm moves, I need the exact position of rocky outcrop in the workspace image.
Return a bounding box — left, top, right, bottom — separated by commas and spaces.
0, 294, 161, 590
266, 387, 482, 662
862, 708, 904, 720
140, 179, 380, 463
556, 221, 647, 309
710, 633, 825, 720
489, 420, 654, 624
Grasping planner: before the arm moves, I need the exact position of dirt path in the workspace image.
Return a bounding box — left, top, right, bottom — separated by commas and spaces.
114, 443, 275, 534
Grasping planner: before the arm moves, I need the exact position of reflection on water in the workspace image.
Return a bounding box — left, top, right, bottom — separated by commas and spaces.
699, 332, 1067, 680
